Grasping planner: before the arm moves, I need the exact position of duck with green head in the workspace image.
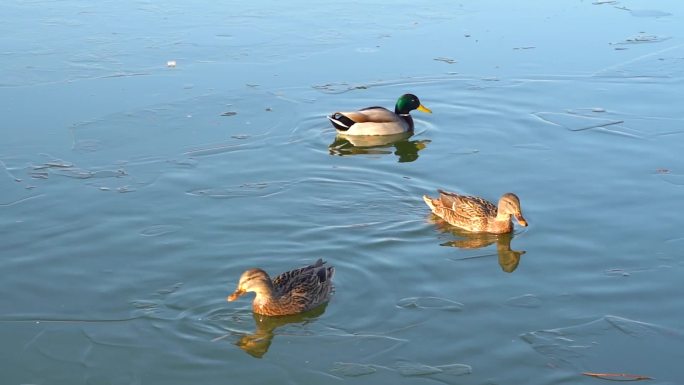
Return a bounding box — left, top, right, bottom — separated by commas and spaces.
328, 93, 432, 136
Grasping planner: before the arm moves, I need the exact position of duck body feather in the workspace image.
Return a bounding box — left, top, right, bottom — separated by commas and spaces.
423, 190, 527, 234
425, 190, 503, 233
329, 107, 414, 136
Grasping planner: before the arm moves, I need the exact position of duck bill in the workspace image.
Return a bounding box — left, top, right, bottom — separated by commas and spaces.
227, 289, 245, 302
515, 214, 528, 227
417, 104, 432, 114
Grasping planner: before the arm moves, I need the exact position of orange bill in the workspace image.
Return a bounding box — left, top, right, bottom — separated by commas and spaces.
515, 214, 528, 227
227, 289, 245, 302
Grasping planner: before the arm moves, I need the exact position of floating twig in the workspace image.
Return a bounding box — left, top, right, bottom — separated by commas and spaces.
582, 372, 653, 381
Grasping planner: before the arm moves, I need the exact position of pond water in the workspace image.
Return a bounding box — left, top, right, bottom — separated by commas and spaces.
2, 1, 683, 384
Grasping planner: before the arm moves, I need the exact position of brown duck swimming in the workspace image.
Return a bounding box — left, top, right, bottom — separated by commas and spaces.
423, 190, 528, 234
227, 259, 335, 316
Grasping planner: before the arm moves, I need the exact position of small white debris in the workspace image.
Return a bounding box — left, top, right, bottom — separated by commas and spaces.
167, 60, 177, 68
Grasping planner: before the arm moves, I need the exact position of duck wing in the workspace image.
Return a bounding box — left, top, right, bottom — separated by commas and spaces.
438, 190, 497, 219
272, 259, 335, 308
355, 106, 402, 123
328, 107, 402, 129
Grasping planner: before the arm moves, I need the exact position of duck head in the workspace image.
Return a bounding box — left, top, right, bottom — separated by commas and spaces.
228, 268, 274, 302
497, 193, 528, 227
396, 94, 432, 115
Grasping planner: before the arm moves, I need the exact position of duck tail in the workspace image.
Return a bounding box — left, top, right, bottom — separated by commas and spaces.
422, 195, 436, 211
313, 258, 334, 282
327, 113, 355, 131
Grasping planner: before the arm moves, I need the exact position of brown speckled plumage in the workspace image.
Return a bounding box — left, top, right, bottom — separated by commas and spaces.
423, 190, 528, 234
228, 259, 335, 316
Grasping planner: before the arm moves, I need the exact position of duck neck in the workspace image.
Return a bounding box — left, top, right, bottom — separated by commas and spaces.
252, 286, 290, 316
490, 213, 513, 232
252, 283, 276, 308
395, 109, 415, 131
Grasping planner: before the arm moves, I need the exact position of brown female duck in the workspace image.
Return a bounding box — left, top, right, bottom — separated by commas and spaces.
227, 259, 335, 316
423, 190, 528, 234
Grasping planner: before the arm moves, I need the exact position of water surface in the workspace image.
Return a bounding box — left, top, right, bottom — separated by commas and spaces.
2, 1, 683, 384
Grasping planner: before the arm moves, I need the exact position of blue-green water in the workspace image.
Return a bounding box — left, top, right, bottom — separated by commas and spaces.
2, 1, 683, 384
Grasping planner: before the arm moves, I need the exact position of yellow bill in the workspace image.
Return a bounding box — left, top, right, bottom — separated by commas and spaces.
417, 104, 432, 114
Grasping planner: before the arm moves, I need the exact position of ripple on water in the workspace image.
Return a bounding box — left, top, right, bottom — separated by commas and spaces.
17, 154, 169, 194
595, 45, 684, 79
70, 91, 293, 163
139, 225, 182, 237
187, 179, 300, 199
396, 296, 465, 312
512, 143, 551, 151
521, 315, 684, 380
328, 359, 472, 381
18, 321, 146, 384
532, 111, 626, 132
0, 159, 41, 206
505, 294, 542, 308
330, 362, 378, 377
657, 172, 684, 186
393, 359, 472, 377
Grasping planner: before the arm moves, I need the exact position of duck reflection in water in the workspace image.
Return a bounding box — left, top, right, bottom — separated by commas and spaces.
428, 217, 526, 273
329, 132, 430, 163
234, 304, 328, 358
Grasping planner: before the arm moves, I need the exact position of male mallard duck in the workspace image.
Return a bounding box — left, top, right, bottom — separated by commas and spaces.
423, 190, 528, 234
328, 93, 431, 136
227, 259, 334, 316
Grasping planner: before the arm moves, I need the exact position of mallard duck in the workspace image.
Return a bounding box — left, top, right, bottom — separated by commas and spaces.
327, 93, 431, 136
227, 259, 335, 316
423, 190, 528, 234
